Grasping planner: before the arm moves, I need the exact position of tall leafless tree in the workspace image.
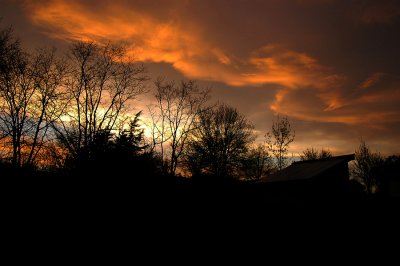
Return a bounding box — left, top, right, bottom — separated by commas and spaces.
266, 114, 295, 171
53, 41, 148, 160
0, 27, 67, 167
25, 48, 68, 165
149, 79, 210, 176
0, 27, 30, 167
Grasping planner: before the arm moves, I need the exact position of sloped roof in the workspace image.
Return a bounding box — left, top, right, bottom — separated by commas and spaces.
262, 154, 355, 183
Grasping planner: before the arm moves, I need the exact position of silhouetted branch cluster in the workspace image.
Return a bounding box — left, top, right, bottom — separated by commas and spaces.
0, 27, 67, 168
266, 115, 295, 170
63, 112, 157, 177
184, 103, 255, 179
149, 79, 210, 176
300, 147, 332, 161
351, 140, 384, 194
53, 41, 148, 162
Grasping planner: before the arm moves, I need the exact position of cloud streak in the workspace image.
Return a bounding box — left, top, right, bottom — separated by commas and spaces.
24, 0, 335, 88
271, 72, 400, 129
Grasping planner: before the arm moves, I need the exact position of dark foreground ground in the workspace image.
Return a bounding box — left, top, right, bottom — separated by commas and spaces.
3, 172, 400, 260
5, 172, 399, 218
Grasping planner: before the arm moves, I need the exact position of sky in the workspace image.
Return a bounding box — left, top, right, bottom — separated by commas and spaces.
2, 0, 400, 155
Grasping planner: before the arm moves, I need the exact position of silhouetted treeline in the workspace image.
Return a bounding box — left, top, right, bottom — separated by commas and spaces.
1, 24, 399, 206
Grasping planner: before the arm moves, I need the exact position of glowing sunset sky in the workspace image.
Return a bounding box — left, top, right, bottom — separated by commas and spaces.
2, 0, 400, 155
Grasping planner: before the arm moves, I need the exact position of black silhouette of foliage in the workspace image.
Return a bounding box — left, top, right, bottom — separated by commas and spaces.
352, 140, 384, 194
241, 144, 274, 180
64, 129, 113, 174
185, 104, 254, 179
64, 112, 157, 178
115, 111, 146, 155
380, 155, 400, 195
300, 147, 333, 161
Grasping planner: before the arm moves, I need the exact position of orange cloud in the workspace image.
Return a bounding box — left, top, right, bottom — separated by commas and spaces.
272, 89, 398, 126
245, 45, 329, 88
24, 0, 337, 90
212, 49, 232, 65
359, 72, 386, 90
25, 0, 203, 61
270, 71, 400, 130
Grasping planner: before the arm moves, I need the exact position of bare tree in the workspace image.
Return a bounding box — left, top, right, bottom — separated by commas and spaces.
149, 79, 210, 176
0, 27, 67, 167
0, 27, 31, 167
266, 114, 295, 171
300, 147, 332, 161
25, 48, 68, 165
242, 144, 273, 180
352, 140, 384, 194
53, 41, 148, 160
185, 104, 255, 179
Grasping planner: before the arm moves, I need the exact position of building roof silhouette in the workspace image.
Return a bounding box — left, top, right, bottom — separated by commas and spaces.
262, 154, 355, 183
